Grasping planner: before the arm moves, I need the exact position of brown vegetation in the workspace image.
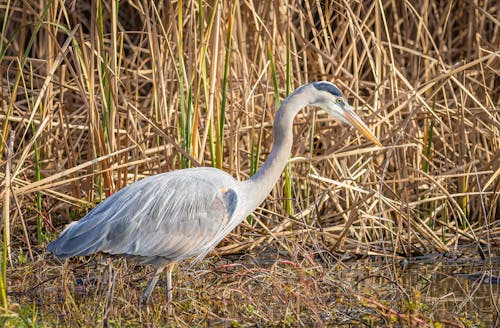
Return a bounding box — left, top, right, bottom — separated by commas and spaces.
0, 0, 498, 326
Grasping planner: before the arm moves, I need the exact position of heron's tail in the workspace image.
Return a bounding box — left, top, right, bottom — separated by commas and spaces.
47, 220, 104, 258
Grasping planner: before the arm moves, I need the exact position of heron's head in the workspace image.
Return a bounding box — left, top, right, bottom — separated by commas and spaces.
307, 81, 382, 147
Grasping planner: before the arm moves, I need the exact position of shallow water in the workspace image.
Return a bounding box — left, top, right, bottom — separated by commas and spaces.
13, 247, 498, 326
345, 254, 500, 326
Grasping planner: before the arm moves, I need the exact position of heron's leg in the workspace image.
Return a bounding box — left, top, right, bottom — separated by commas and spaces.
103, 259, 116, 325
165, 262, 175, 314
141, 265, 165, 305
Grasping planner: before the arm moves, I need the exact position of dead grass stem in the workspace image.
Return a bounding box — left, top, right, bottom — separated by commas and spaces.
0, 0, 498, 326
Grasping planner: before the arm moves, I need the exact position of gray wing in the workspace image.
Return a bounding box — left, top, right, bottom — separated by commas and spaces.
47, 173, 238, 262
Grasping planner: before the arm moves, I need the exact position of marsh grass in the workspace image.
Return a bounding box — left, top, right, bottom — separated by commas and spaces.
0, 0, 498, 326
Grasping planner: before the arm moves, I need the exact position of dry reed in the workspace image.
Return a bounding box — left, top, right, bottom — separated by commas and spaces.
0, 0, 498, 326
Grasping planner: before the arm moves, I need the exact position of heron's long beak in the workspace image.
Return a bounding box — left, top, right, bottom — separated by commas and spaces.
343, 107, 382, 147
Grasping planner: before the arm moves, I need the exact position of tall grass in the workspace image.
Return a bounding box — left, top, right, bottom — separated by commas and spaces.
0, 0, 498, 325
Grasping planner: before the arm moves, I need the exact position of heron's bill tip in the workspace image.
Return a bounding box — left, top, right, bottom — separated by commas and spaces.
344, 110, 382, 147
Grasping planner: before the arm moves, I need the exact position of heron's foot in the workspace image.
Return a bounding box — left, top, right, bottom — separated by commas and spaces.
141, 283, 155, 306
140, 292, 151, 306
164, 288, 173, 315
140, 265, 164, 307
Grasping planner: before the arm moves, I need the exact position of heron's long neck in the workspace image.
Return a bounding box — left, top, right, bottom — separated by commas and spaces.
240, 92, 307, 213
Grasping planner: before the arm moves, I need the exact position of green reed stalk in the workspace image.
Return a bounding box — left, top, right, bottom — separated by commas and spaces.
183, 88, 193, 168
0, 1, 49, 159
268, 45, 280, 109
32, 121, 43, 241
422, 121, 434, 174
96, 0, 110, 145
95, 0, 112, 200
421, 115, 434, 228
1, 131, 14, 310
0, 228, 6, 310
177, 0, 189, 168
0, 0, 11, 59
0, 205, 8, 309
198, 0, 218, 166
1, 0, 50, 239
284, 29, 294, 216
0, 0, 11, 167
216, 2, 235, 169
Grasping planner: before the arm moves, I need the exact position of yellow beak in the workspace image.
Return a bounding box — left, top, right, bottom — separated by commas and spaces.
343, 108, 382, 147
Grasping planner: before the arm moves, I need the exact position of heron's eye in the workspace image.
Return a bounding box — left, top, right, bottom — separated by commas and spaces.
336, 98, 344, 105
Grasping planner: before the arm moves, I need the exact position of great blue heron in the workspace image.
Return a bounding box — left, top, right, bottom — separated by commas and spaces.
47, 81, 382, 305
